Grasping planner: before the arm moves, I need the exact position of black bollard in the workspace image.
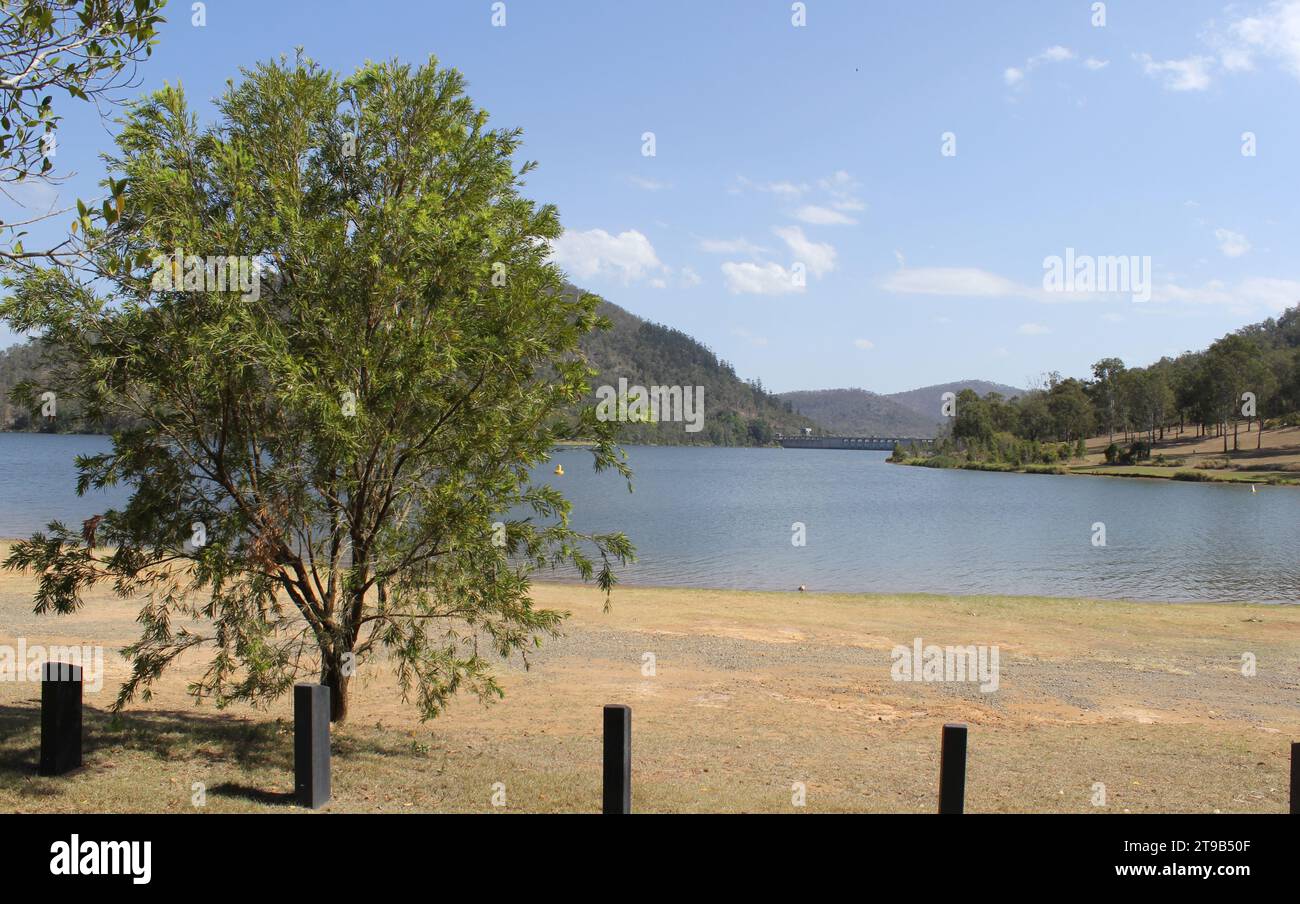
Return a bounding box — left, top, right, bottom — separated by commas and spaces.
603, 704, 631, 814
294, 683, 331, 809
938, 722, 968, 814
1291, 741, 1298, 815
39, 662, 83, 776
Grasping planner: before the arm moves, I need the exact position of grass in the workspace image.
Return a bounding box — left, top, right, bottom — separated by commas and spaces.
2, 567, 1297, 813
894, 425, 1300, 486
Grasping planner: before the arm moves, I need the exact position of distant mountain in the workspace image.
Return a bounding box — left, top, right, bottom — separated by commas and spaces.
576, 289, 820, 445
777, 388, 938, 437
885, 380, 1027, 421
777, 380, 1029, 438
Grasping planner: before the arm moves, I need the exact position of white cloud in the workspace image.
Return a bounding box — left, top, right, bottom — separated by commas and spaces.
882, 266, 1034, 299
1035, 45, 1076, 64
549, 228, 663, 284
721, 261, 803, 296
1133, 4, 1300, 91
1214, 228, 1251, 258
1215, 0, 1300, 79
765, 181, 807, 198
1134, 53, 1214, 91
732, 327, 770, 348
774, 225, 836, 277
817, 170, 865, 213
795, 204, 857, 226
733, 175, 809, 198
700, 237, 767, 257
853, 338, 875, 350
628, 175, 669, 191
1150, 276, 1300, 312
1017, 322, 1051, 335
1004, 45, 1102, 88
881, 262, 1300, 313
679, 266, 702, 288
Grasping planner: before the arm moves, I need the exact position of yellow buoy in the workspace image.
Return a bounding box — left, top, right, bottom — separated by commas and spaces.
554, 464, 564, 476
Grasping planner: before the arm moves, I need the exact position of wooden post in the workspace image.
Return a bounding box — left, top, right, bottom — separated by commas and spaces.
1290, 741, 1298, 815
603, 704, 631, 814
939, 722, 967, 814
294, 683, 331, 809
39, 662, 83, 776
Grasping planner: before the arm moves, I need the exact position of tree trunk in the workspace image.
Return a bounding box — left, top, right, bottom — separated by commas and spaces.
322, 654, 351, 723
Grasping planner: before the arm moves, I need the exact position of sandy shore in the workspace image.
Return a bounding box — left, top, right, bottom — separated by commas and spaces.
1, 567, 1297, 813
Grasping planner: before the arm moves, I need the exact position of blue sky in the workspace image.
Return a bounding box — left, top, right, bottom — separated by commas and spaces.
5, 0, 1300, 393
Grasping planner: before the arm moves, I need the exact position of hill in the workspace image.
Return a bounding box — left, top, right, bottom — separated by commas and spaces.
577, 289, 819, 445
884, 380, 1027, 421
776, 381, 1027, 438
777, 388, 938, 437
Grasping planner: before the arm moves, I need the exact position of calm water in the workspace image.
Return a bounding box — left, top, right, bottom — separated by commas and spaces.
2, 434, 1296, 603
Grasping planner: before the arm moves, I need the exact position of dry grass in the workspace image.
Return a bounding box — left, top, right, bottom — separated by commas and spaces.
1, 563, 1297, 813
1077, 425, 1300, 477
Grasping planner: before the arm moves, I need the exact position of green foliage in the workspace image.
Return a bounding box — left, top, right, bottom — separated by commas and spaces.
1, 54, 635, 724
1, 0, 167, 265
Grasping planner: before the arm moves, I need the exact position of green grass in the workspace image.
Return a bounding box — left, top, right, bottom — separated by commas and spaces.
1071, 464, 1298, 484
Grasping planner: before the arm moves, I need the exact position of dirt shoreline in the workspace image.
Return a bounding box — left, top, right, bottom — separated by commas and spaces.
1, 576, 1296, 813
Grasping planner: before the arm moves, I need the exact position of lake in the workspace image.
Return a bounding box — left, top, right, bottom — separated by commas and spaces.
1, 433, 1296, 603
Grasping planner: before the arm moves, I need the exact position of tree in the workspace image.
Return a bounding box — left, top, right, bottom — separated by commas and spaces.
1089, 357, 1125, 442
1046, 377, 1093, 442
746, 417, 773, 445
1203, 334, 1263, 453
1, 55, 634, 723
1015, 391, 1052, 441
951, 388, 993, 446
2, 0, 166, 265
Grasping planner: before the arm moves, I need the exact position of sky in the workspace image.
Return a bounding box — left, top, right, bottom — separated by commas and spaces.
4, 0, 1300, 393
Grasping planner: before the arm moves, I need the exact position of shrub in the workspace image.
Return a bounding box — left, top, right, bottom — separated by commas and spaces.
1023, 463, 1068, 475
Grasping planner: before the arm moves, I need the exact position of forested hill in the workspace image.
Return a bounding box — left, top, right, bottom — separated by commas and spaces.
577, 290, 819, 445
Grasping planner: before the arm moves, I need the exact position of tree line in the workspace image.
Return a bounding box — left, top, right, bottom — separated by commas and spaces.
932, 305, 1300, 465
